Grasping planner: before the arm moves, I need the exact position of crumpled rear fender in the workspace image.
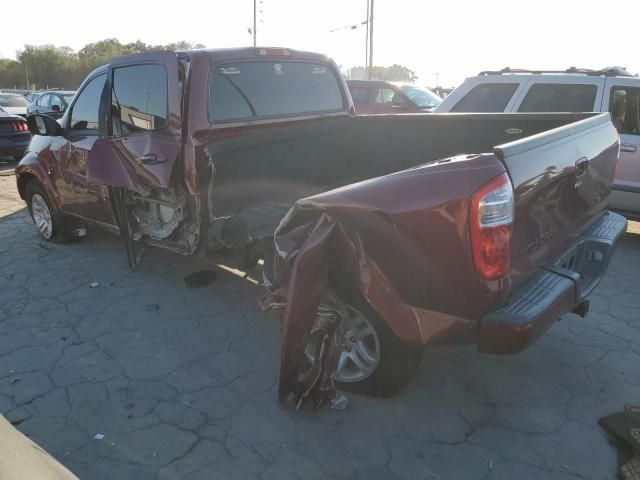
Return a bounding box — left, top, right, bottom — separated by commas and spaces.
272, 154, 507, 407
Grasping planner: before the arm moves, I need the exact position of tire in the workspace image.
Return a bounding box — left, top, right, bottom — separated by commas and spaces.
310, 293, 424, 397
25, 180, 69, 243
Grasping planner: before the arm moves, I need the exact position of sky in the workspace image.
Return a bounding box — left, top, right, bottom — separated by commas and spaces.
2, 0, 640, 87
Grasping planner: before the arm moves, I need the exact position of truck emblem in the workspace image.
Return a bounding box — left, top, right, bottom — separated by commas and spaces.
274, 64, 283, 75
505, 128, 523, 135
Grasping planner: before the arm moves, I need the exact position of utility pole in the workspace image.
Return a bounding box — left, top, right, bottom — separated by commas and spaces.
253, 0, 257, 47
365, 0, 370, 74
368, 0, 374, 80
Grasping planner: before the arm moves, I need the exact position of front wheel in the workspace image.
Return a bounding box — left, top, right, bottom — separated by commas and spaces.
25, 180, 68, 242
307, 294, 423, 397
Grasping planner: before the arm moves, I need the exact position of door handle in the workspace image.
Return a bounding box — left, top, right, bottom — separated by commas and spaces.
621, 144, 638, 153
575, 157, 589, 178
137, 153, 166, 165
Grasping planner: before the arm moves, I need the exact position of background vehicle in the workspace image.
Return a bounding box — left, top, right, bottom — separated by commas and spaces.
436, 67, 640, 218
16, 49, 625, 399
0, 108, 29, 160
0, 93, 28, 118
24, 92, 42, 103
26, 90, 76, 119
347, 80, 442, 114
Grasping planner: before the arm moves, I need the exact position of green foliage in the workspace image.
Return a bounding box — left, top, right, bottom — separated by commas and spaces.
0, 39, 206, 90
363, 64, 418, 83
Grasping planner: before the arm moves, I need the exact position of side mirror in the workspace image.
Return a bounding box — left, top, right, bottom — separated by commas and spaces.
27, 114, 62, 136
51, 104, 61, 112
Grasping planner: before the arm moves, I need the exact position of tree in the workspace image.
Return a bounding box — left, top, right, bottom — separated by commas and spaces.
18, 45, 79, 89
0, 39, 209, 90
349, 64, 418, 83
0, 59, 23, 88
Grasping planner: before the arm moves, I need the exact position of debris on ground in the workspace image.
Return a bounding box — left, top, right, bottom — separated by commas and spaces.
71, 227, 87, 238
184, 270, 217, 288
330, 394, 349, 411
599, 405, 640, 479
145, 304, 160, 312
93, 434, 105, 440
89, 282, 99, 288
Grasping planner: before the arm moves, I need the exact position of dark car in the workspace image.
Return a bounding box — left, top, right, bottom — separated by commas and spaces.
26, 91, 76, 119
347, 80, 442, 114
0, 106, 30, 160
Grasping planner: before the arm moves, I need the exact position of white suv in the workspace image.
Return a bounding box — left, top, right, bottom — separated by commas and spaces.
436, 67, 640, 218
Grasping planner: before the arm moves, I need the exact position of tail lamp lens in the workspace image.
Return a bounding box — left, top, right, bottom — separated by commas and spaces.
11, 121, 28, 132
469, 173, 514, 280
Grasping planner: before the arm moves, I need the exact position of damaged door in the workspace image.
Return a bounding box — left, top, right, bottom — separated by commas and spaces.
56, 72, 116, 227
86, 52, 191, 266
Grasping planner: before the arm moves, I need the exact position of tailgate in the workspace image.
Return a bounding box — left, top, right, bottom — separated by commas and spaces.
494, 113, 619, 289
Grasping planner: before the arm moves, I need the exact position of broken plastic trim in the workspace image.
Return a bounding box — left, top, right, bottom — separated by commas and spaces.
109, 186, 146, 270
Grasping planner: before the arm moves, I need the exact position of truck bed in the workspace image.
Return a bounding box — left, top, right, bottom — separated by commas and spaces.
205, 112, 617, 294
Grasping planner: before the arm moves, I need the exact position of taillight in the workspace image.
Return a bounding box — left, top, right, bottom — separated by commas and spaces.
11, 121, 28, 132
469, 172, 514, 280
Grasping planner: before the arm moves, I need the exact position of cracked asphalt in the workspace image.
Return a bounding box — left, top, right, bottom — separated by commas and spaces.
1, 160, 640, 479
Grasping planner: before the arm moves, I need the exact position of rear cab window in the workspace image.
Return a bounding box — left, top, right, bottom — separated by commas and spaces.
518, 83, 598, 112
450, 83, 519, 112
209, 61, 345, 122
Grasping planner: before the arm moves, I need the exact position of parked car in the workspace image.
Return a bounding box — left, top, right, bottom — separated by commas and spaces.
436, 67, 640, 219
0, 93, 28, 118
17, 49, 626, 402
347, 80, 442, 114
24, 92, 42, 103
0, 107, 30, 160
26, 90, 76, 119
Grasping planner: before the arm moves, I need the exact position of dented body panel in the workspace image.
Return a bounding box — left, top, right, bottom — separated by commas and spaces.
15, 48, 624, 407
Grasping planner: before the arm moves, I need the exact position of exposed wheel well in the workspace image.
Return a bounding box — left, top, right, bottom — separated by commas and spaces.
16, 173, 39, 201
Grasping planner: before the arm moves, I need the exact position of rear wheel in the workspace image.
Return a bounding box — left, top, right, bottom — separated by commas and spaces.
308, 294, 423, 397
25, 180, 68, 242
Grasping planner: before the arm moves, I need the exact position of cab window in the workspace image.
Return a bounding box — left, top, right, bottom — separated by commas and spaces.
50, 94, 64, 112
518, 84, 597, 112
609, 87, 640, 135
38, 94, 51, 107
451, 83, 519, 112
375, 87, 398, 105
69, 73, 107, 131
111, 64, 168, 134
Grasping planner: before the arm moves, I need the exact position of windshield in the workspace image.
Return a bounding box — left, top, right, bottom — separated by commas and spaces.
0, 94, 28, 108
209, 61, 344, 122
399, 85, 442, 108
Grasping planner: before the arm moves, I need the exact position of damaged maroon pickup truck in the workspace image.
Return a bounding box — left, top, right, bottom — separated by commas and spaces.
17, 48, 627, 407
